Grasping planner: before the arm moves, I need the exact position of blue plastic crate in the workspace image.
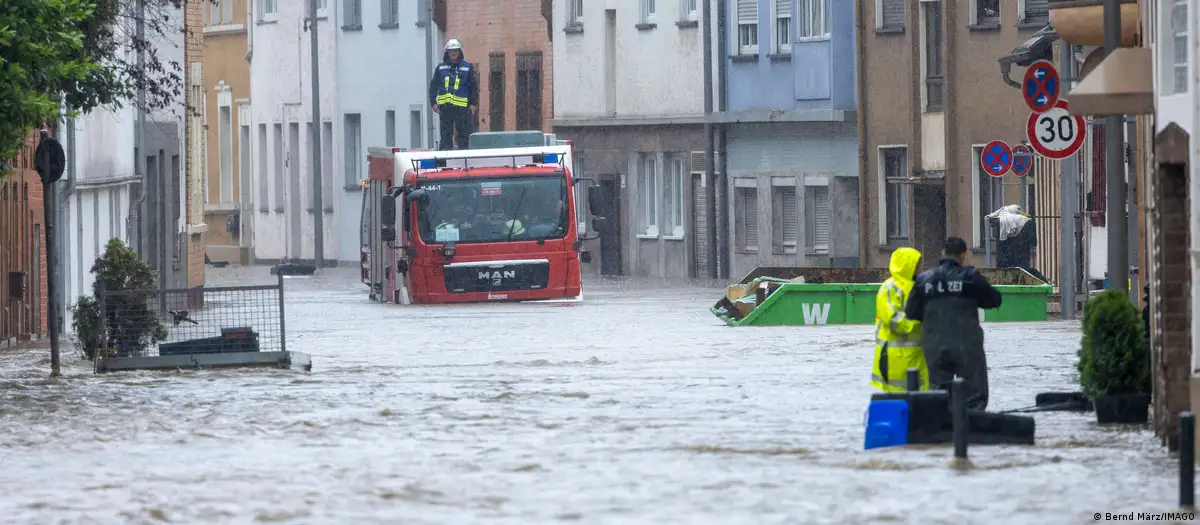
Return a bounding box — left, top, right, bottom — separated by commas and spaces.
864, 399, 910, 450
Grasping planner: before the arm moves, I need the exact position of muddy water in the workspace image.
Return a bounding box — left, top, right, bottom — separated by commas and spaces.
0, 267, 1187, 524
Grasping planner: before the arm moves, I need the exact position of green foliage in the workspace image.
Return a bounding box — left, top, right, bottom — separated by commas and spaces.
0, 0, 193, 177
72, 238, 167, 359
1077, 289, 1151, 397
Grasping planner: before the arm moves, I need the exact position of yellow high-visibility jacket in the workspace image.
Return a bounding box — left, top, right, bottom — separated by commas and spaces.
871, 247, 928, 391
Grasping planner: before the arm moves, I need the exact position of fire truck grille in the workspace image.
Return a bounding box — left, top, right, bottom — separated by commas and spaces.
443, 261, 552, 293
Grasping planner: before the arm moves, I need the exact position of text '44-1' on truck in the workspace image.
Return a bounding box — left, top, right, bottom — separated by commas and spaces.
359, 131, 607, 305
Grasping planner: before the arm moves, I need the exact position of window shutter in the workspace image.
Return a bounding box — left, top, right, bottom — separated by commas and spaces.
881, 0, 904, 28
782, 187, 798, 244
1024, 0, 1049, 20
690, 151, 707, 173
738, 0, 758, 23
810, 186, 830, 250
745, 189, 759, 247
693, 174, 708, 271
776, 0, 791, 17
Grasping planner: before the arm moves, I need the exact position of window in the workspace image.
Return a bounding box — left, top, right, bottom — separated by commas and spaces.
219, 105, 233, 203
489, 52, 506, 131
881, 147, 910, 243
640, 0, 656, 23
737, 0, 759, 54
734, 180, 758, 252
972, 0, 999, 26
1021, 0, 1049, 24
409, 110, 422, 149
771, 181, 798, 254
664, 156, 685, 238
321, 121, 333, 206
1172, 0, 1189, 94
239, 124, 250, 208
381, 0, 399, 27
257, 124, 269, 210
306, 0, 327, 14
516, 52, 543, 131
877, 0, 904, 30
343, 0, 362, 27
272, 123, 284, 210
203, 0, 234, 26
805, 184, 830, 254
385, 110, 396, 147
343, 114, 361, 187
260, 0, 278, 17
797, 0, 830, 39
972, 145, 1002, 248
568, 0, 584, 26
775, 0, 792, 54
638, 153, 659, 237
923, 0, 944, 111
681, 0, 698, 21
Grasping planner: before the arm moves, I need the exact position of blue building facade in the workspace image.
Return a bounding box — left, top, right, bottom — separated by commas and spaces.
721, 0, 860, 276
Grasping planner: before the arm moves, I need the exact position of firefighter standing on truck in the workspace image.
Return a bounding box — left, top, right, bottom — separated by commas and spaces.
871, 247, 928, 392
429, 39, 479, 150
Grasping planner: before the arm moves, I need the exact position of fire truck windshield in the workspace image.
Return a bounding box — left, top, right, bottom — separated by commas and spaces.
414, 174, 570, 244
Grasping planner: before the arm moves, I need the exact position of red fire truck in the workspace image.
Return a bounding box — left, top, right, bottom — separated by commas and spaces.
359, 133, 603, 304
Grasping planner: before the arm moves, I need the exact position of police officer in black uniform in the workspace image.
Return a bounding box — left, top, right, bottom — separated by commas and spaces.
904, 237, 1004, 410
428, 39, 478, 150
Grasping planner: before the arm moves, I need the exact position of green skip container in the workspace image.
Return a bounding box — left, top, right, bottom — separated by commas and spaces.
711, 267, 1053, 327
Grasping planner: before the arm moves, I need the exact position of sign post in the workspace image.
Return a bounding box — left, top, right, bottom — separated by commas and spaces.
34, 129, 66, 378
1026, 99, 1086, 160
980, 140, 1011, 267
1012, 143, 1034, 211
1022, 60, 1061, 114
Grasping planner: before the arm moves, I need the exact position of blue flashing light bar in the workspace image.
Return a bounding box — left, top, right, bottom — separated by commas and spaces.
418, 158, 437, 169
542, 153, 559, 164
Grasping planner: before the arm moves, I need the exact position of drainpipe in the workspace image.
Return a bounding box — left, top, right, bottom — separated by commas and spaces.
716, 0, 729, 279
129, 0, 148, 259
702, 0, 717, 280
56, 115, 77, 333
855, 0, 869, 267
425, 0, 435, 148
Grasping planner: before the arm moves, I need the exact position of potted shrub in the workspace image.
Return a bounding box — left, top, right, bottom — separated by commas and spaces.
1077, 289, 1151, 424
71, 238, 167, 359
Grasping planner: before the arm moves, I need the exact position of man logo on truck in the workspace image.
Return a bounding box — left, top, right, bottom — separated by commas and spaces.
480, 270, 516, 286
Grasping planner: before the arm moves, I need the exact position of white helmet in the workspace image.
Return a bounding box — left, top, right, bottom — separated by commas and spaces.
445, 39, 463, 51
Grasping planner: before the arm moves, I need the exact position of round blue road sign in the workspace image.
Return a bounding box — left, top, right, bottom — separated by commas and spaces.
1011, 144, 1033, 177
1022, 60, 1060, 113
981, 140, 1012, 178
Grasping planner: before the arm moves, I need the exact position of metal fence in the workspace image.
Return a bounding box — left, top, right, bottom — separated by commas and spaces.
95, 274, 285, 359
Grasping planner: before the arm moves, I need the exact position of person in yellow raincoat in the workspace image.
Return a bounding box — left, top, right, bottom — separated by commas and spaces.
870, 246, 928, 391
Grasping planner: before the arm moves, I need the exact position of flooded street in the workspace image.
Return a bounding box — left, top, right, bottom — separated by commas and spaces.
0, 267, 1187, 524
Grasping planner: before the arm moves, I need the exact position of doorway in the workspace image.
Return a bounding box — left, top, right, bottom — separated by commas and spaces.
912, 183, 946, 269
598, 174, 622, 276
288, 123, 302, 260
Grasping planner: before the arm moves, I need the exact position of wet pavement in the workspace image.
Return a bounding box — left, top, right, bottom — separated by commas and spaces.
0, 266, 1190, 524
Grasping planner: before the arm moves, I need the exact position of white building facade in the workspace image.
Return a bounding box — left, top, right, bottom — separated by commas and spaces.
332, 0, 441, 263
62, 4, 189, 306
550, 0, 722, 278
247, 0, 440, 264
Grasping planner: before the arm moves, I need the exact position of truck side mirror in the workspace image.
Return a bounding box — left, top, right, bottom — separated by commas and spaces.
380, 197, 396, 225
406, 188, 428, 206
591, 216, 608, 233
587, 187, 603, 216
381, 225, 396, 243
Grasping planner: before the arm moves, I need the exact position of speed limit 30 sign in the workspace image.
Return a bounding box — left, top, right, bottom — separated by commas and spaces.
1026, 99, 1086, 160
